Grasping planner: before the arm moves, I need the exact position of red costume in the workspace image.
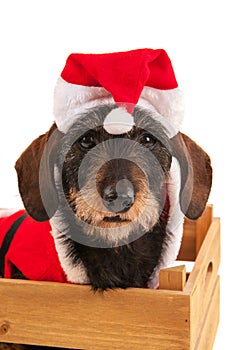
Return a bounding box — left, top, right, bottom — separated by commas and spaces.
0, 210, 67, 282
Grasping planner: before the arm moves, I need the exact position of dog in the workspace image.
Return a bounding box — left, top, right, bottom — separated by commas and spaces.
0, 49, 212, 350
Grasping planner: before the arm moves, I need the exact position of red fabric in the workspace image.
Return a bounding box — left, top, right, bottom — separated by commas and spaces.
0, 210, 67, 282
61, 48, 178, 106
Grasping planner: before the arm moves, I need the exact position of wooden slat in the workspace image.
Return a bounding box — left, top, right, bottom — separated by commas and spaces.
184, 218, 220, 349
178, 205, 213, 261
178, 219, 197, 261
195, 205, 213, 255
0, 279, 190, 350
159, 265, 186, 291
194, 277, 220, 350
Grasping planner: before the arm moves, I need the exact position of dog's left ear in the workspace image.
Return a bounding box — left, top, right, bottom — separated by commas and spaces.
171, 132, 212, 220
15, 123, 62, 222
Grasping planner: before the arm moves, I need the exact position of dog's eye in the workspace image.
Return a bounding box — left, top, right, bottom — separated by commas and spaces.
139, 134, 158, 149
78, 133, 97, 150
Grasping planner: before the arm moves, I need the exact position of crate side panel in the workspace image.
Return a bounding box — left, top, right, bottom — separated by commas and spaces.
0, 280, 190, 350
193, 277, 220, 350
186, 219, 220, 347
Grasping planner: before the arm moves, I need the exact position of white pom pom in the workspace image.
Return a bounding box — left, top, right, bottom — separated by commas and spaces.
103, 108, 135, 135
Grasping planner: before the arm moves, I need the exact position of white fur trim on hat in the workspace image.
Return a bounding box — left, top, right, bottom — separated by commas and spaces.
53, 77, 184, 137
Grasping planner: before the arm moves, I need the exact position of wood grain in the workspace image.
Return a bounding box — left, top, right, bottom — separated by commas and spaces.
0, 280, 190, 350
185, 218, 220, 349
159, 265, 186, 291
178, 205, 213, 261
193, 277, 220, 350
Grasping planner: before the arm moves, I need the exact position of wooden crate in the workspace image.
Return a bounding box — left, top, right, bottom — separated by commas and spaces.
0, 205, 220, 350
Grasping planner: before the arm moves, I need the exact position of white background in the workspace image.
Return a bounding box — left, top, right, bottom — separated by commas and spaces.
0, 1, 232, 348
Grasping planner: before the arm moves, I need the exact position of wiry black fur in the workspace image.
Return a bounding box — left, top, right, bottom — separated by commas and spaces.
58, 202, 169, 291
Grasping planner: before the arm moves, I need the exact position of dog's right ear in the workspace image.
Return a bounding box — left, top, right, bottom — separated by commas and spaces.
171, 132, 212, 220
15, 124, 62, 222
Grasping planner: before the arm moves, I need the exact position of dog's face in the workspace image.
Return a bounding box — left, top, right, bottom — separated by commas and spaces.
59, 105, 172, 244
14, 104, 212, 289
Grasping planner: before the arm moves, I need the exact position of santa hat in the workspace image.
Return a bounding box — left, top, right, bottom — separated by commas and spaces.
53, 48, 184, 137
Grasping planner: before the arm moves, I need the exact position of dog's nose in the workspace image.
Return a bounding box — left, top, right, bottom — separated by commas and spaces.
102, 179, 135, 213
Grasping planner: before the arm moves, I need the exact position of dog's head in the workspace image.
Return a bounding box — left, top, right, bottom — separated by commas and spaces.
15, 104, 212, 247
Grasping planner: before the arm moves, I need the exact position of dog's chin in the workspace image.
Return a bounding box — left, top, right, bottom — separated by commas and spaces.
81, 213, 133, 230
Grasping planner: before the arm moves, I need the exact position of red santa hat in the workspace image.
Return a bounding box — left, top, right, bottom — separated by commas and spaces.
53, 48, 184, 137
